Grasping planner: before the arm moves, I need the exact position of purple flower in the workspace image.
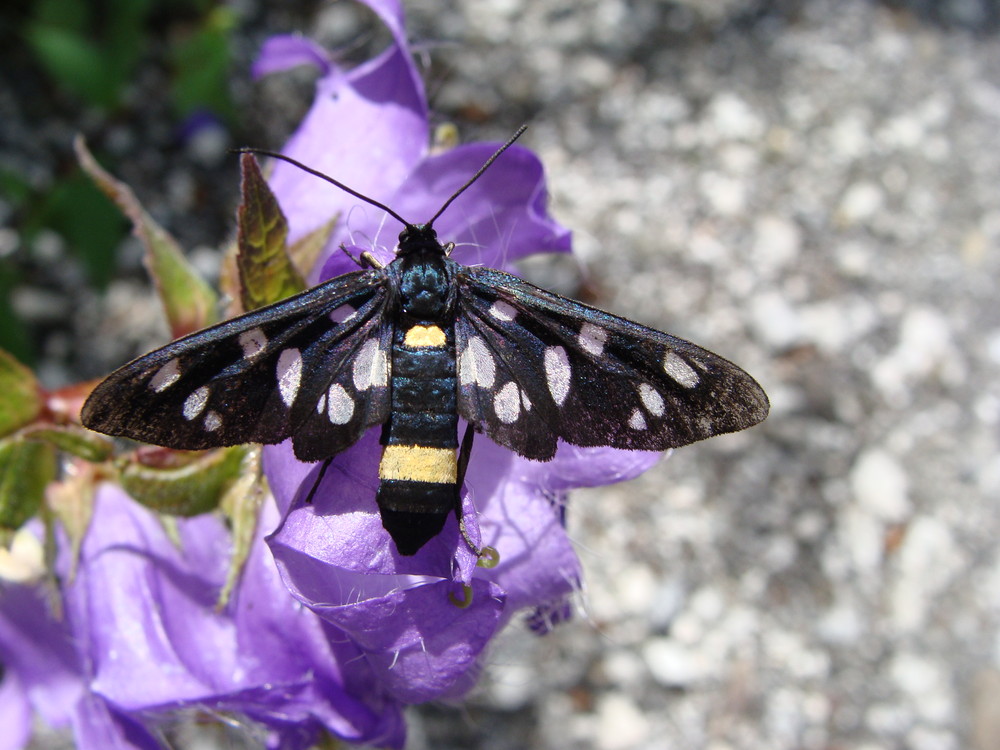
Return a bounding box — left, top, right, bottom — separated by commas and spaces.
255, 0, 663, 707
0, 484, 406, 749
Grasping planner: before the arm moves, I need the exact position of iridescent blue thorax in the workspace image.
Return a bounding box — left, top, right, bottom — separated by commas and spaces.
391, 224, 457, 323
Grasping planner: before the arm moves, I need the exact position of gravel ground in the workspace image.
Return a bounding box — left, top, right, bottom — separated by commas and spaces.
6, 1, 1000, 749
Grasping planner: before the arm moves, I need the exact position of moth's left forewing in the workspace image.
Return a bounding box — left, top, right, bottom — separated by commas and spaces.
81, 270, 391, 457
454, 267, 768, 457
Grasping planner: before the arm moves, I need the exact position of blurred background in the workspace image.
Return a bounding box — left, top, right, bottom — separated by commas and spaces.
2, 0, 999, 748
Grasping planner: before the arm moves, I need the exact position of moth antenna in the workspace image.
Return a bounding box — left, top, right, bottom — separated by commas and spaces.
426, 124, 528, 227
236, 148, 412, 228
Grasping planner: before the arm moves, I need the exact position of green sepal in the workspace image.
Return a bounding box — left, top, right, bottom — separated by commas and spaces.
118, 445, 250, 517
0, 436, 57, 531
0, 349, 45, 438
237, 153, 305, 311
75, 136, 219, 337
23, 424, 114, 462
45, 460, 96, 582
216, 446, 264, 609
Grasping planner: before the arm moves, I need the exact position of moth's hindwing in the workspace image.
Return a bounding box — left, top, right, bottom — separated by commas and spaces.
454, 267, 769, 461
81, 269, 392, 460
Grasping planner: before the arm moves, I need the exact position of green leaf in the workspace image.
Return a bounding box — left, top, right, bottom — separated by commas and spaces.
0, 264, 31, 365
0, 349, 44, 438
22, 424, 114, 463
24, 23, 116, 109
236, 153, 306, 311
169, 7, 237, 122
119, 446, 250, 517
0, 436, 57, 531
75, 136, 219, 337
33, 172, 126, 289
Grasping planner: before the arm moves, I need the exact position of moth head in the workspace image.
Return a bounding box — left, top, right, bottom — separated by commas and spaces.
396, 223, 440, 256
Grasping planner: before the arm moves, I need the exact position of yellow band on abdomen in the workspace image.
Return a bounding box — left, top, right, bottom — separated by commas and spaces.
379, 444, 457, 483
404, 324, 446, 348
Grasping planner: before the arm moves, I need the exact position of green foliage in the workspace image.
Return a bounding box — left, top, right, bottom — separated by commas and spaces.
21, 0, 236, 118
0, 436, 57, 531
170, 6, 238, 123
24, 0, 152, 111
34, 171, 127, 289
0, 264, 32, 366
0, 350, 44, 438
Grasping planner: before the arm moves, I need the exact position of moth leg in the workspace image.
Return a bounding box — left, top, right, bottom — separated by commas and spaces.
302, 457, 334, 505
337, 245, 385, 270
456, 422, 483, 556
338, 244, 362, 266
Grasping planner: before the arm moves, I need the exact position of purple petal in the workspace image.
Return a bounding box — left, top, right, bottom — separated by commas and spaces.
71, 694, 161, 750
463, 438, 582, 616
528, 443, 665, 491
0, 583, 83, 729
252, 35, 333, 78
388, 143, 572, 268
290, 578, 505, 704
70, 484, 405, 746
0, 669, 31, 750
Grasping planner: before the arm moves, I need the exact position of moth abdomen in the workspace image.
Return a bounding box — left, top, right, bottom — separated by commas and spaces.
376, 320, 461, 553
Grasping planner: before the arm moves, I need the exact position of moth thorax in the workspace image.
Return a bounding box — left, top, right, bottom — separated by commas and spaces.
399, 251, 452, 320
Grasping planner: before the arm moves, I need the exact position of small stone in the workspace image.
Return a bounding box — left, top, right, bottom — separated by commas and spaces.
837, 181, 885, 224
643, 637, 706, 688
850, 448, 911, 523
816, 602, 863, 646
595, 693, 650, 750
890, 516, 962, 632
707, 92, 765, 140
891, 652, 954, 724
750, 291, 802, 349
698, 171, 746, 215
752, 215, 802, 274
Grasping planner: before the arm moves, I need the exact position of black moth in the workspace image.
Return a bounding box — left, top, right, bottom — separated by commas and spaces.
82, 128, 769, 555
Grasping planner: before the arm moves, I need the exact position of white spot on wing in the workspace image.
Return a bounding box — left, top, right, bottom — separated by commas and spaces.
521, 390, 532, 411
203, 411, 222, 432
458, 336, 496, 388
664, 351, 700, 388
316, 393, 327, 414
239, 328, 267, 359
494, 382, 521, 423
544, 346, 571, 405
488, 300, 516, 322
629, 408, 647, 430
578, 323, 607, 357
277, 348, 303, 407
330, 305, 356, 324
327, 383, 354, 424
353, 339, 388, 390
639, 383, 665, 416
183, 386, 209, 421
150, 359, 181, 392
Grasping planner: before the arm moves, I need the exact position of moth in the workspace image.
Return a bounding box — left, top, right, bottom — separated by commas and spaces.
81, 128, 769, 555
